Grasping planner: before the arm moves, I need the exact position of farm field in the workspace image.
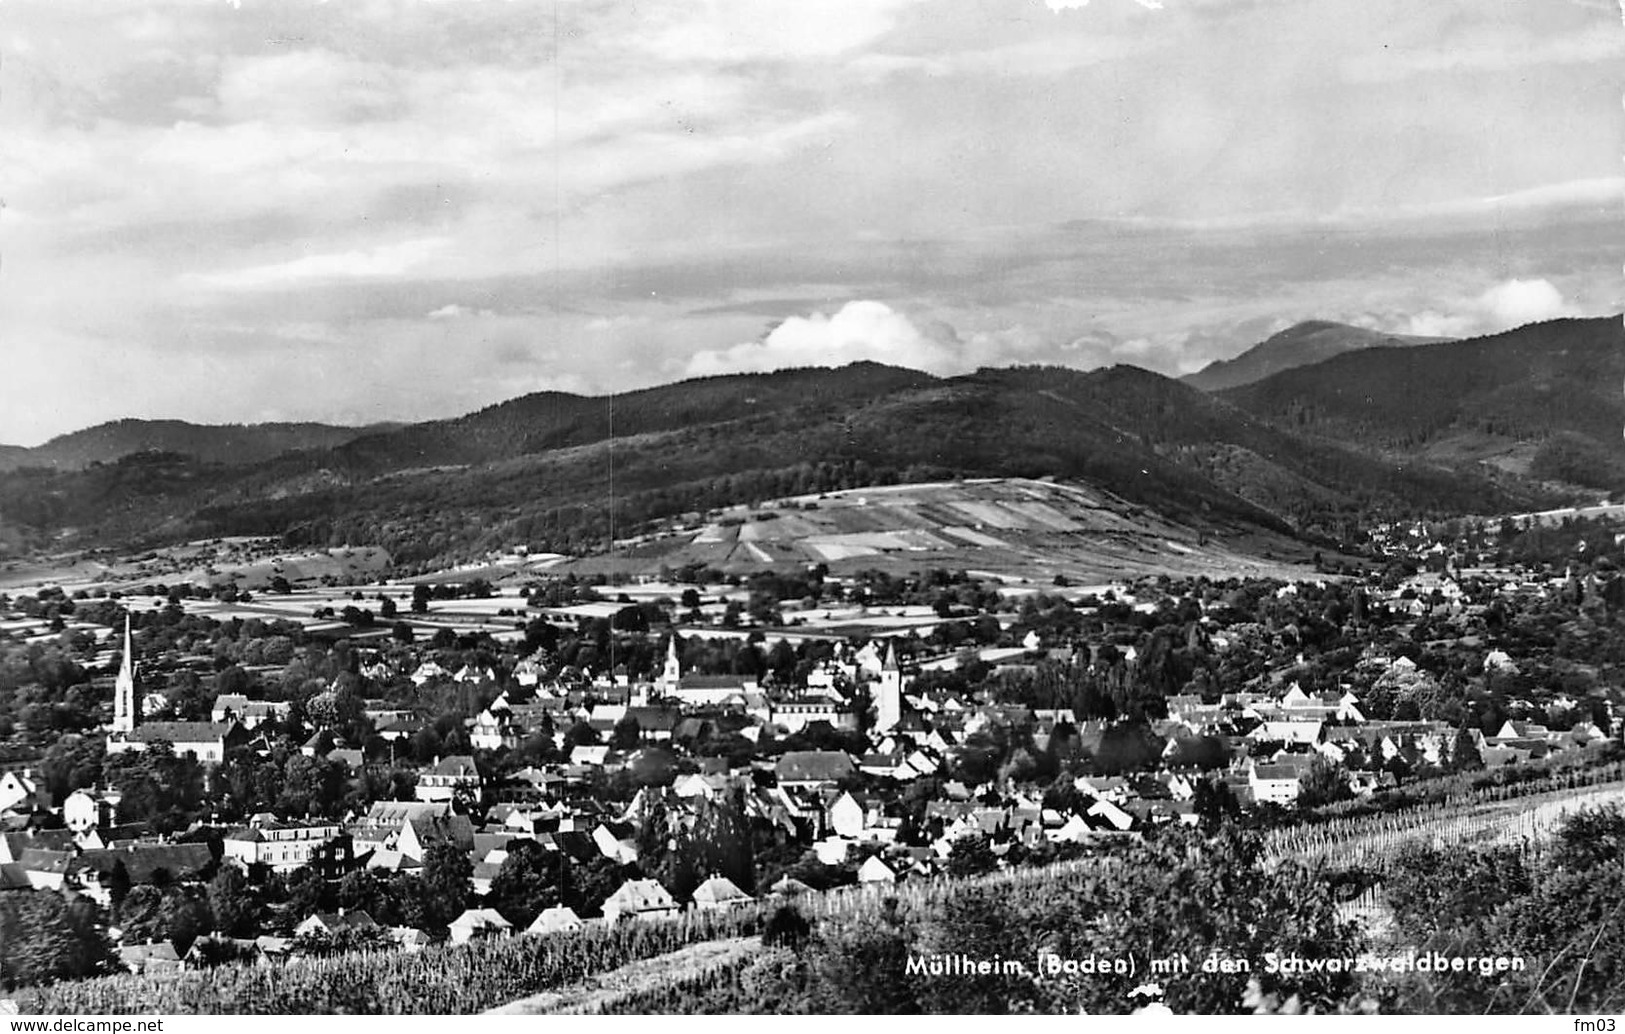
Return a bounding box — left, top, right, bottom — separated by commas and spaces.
561, 478, 1320, 581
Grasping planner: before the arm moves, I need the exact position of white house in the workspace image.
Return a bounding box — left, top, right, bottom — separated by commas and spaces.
601, 878, 679, 923
449, 908, 513, 944
857, 855, 897, 884
691, 875, 753, 912
527, 906, 584, 935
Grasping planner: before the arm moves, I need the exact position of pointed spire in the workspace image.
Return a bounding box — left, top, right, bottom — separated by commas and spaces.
882, 639, 899, 671
113, 612, 139, 733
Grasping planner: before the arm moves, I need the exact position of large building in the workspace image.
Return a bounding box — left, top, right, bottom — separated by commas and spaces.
222, 815, 345, 873
104, 615, 243, 763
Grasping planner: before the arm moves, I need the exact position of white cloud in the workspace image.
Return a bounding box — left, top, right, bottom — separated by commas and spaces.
1403, 277, 1577, 337
188, 238, 449, 291
686, 300, 960, 376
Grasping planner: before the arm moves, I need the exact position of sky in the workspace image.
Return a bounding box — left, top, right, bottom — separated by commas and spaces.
2, 0, 1621, 445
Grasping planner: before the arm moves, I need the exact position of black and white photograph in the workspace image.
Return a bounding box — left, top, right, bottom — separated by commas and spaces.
0, 0, 1622, 1017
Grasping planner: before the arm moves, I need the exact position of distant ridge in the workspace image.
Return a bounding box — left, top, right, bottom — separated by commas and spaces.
1221, 315, 1625, 489
0, 419, 402, 472
1183, 320, 1452, 392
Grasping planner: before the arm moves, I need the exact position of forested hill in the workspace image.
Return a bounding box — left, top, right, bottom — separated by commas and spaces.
323, 361, 937, 474
1182, 320, 1452, 392
1220, 315, 1625, 489
0, 419, 399, 473
0, 357, 1563, 565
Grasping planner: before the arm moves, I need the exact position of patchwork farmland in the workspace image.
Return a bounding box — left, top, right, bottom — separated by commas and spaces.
568, 477, 1317, 581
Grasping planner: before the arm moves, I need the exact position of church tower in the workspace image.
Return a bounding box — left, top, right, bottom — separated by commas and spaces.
112, 614, 140, 733
660, 635, 682, 692
875, 639, 902, 732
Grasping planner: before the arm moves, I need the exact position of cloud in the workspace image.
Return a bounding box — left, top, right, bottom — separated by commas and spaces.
1402, 278, 1577, 338
426, 303, 499, 319
1042, 0, 1163, 10
686, 300, 960, 376
188, 238, 449, 291
1342, 25, 1625, 82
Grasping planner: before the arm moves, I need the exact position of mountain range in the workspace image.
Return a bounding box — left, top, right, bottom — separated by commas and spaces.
0, 315, 1616, 568
0, 419, 401, 473
1181, 320, 1453, 392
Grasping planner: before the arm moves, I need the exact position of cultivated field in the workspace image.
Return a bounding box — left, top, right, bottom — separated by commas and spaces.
563, 478, 1319, 581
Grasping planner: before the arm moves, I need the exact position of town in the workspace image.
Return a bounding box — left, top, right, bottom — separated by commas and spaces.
0, 507, 1620, 988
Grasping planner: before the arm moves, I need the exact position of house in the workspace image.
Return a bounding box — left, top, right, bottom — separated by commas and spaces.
670, 674, 757, 707
1247, 721, 1325, 748
569, 745, 610, 767
469, 710, 518, 751
17, 849, 72, 891
591, 822, 639, 864
398, 811, 476, 861
210, 696, 290, 729
775, 751, 855, 789
410, 660, 449, 686
448, 908, 513, 944
183, 935, 260, 969
1248, 762, 1303, 805
71, 843, 215, 905
1086, 799, 1136, 832
0, 771, 44, 814
63, 789, 119, 832
415, 755, 482, 803
857, 855, 897, 884
601, 878, 680, 922
375, 717, 426, 743
691, 875, 753, 911
528, 906, 584, 935
825, 791, 866, 839
105, 720, 246, 764
623, 706, 681, 742
672, 772, 731, 800
119, 941, 183, 976
294, 909, 378, 939
388, 927, 434, 952
222, 817, 344, 873
349, 800, 474, 859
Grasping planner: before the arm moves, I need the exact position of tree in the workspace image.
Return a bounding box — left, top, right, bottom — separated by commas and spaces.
411, 584, 431, 614
1192, 778, 1241, 833
487, 840, 561, 925
284, 867, 325, 925
610, 716, 642, 751
207, 866, 258, 938
1296, 757, 1353, 809
945, 831, 999, 878
1449, 725, 1483, 772
0, 892, 114, 988
115, 885, 168, 944
420, 842, 472, 929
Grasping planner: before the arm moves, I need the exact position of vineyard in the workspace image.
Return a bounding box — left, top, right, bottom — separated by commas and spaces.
20, 760, 1625, 1014
14, 907, 762, 1014
1266, 777, 1625, 871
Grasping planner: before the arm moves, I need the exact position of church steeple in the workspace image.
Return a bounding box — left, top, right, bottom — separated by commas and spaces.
112, 614, 140, 733
876, 638, 902, 732
661, 634, 682, 689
